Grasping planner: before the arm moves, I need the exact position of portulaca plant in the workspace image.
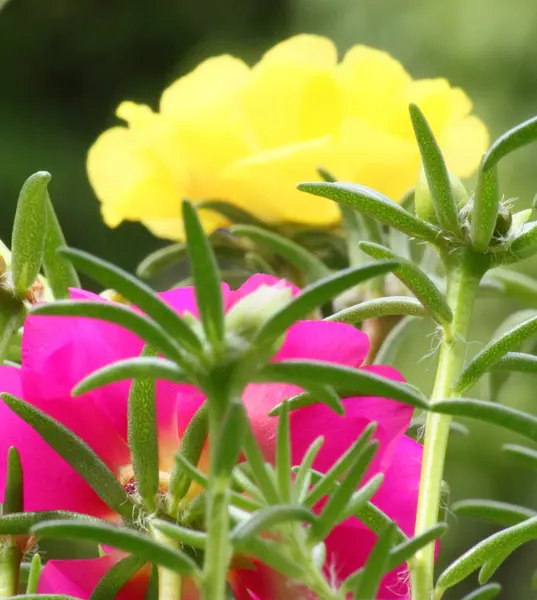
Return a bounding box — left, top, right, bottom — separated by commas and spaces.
2, 34, 537, 600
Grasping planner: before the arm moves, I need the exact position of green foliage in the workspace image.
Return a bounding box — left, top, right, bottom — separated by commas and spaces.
11, 172, 50, 297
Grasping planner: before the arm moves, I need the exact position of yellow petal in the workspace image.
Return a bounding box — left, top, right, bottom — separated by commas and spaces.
260, 34, 337, 66
160, 56, 252, 199
142, 209, 228, 242
243, 35, 340, 150
160, 55, 250, 119
337, 45, 411, 131
88, 109, 187, 227
332, 120, 419, 201
441, 115, 490, 178
222, 138, 341, 225
406, 80, 473, 138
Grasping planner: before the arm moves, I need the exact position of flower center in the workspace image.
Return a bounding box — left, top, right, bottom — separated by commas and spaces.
118, 465, 171, 497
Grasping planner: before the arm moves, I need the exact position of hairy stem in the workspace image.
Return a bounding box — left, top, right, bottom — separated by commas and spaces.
411, 250, 485, 600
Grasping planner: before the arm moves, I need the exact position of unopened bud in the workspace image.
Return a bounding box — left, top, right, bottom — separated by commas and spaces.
226, 283, 293, 338
509, 208, 532, 237
100, 289, 129, 304
415, 167, 469, 225
493, 203, 513, 239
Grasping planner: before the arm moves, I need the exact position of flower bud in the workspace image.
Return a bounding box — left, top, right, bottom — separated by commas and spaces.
100, 289, 129, 304
493, 203, 513, 239
226, 283, 293, 338
415, 166, 469, 225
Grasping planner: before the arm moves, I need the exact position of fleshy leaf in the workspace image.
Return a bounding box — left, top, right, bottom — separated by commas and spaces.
0, 511, 102, 535
388, 523, 448, 570
456, 313, 537, 393
183, 200, 224, 348
230, 224, 330, 282
459, 583, 502, 600
482, 115, 537, 171
151, 519, 207, 550
305, 423, 376, 507
502, 444, 537, 470
89, 554, 146, 600
297, 182, 439, 242
73, 356, 187, 396
452, 499, 536, 527
168, 403, 208, 509
43, 194, 81, 298
327, 296, 426, 323
25, 553, 42, 594
471, 166, 500, 252
349, 523, 397, 599
276, 401, 291, 502
310, 442, 378, 542
3, 446, 23, 514
137, 244, 187, 279
437, 516, 537, 590
31, 520, 200, 577
409, 104, 461, 235
57, 248, 202, 355
32, 301, 184, 365
255, 261, 399, 345
11, 172, 50, 296
358, 241, 452, 324
430, 398, 537, 443
1, 394, 133, 519
128, 346, 159, 512
262, 360, 428, 411
230, 505, 316, 544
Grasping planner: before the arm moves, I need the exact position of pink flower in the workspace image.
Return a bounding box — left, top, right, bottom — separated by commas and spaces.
0, 275, 422, 599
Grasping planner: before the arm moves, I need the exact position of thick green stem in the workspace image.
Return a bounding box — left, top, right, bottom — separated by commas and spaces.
201, 374, 238, 600
0, 543, 21, 598
152, 528, 182, 600
411, 251, 485, 600
201, 477, 232, 600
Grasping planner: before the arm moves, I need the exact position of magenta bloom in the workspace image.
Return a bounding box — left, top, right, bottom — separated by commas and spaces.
0, 275, 422, 599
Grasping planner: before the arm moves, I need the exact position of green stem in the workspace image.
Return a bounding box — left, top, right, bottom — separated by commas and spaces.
411, 250, 485, 600
201, 376, 237, 600
0, 543, 21, 598
152, 527, 182, 600
201, 478, 232, 600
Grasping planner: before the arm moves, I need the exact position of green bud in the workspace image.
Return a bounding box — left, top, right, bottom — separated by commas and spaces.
226, 283, 293, 338
415, 166, 469, 225
415, 167, 438, 224
493, 203, 513, 239
100, 289, 129, 304
510, 208, 532, 237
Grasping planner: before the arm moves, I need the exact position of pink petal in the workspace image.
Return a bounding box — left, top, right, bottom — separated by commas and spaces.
229, 274, 300, 306
288, 393, 412, 475
176, 384, 206, 436
0, 366, 115, 517
274, 321, 370, 368
243, 320, 373, 461
158, 284, 232, 317
369, 435, 423, 535
23, 292, 184, 470
22, 296, 142, 440
38, 556, 148, 599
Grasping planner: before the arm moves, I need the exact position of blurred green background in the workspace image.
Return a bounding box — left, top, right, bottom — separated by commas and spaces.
2, 0, 537, 597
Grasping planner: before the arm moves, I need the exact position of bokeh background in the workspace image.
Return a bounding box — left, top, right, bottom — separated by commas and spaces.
2, 0, 537, 597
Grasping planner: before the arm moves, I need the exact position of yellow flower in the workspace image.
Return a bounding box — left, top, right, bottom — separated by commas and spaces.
87, 35, 489, 241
